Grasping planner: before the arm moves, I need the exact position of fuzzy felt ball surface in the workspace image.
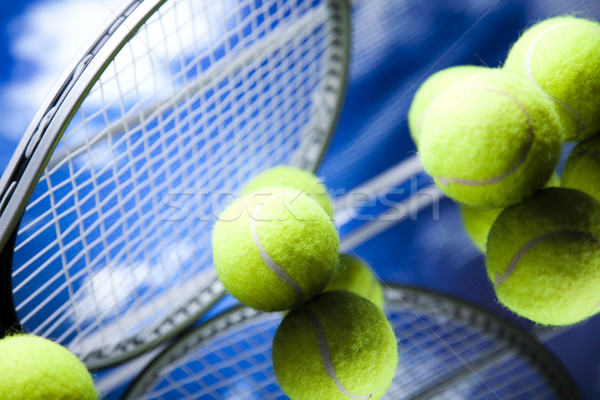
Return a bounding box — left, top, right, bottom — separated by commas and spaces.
273, 291, 398, 400
213, 188, 339, 311
486, 188, 600, 326
0, 334, 97, 400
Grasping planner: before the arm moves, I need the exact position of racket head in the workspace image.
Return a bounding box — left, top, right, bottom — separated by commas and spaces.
122, 284, 580, 400
0, 0, 350, 369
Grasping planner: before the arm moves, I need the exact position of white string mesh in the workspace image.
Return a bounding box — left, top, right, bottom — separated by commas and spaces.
124, 287, 576, 400
10, 0, 347, 366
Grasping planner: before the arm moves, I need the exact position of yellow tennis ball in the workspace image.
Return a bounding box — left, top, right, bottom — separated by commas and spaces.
504, 16, 600, 141
460, 172, 560, 253
562, 135, 600, 201
325, 254, 384, 309
420, 69, 562, 208
0, 334, 97, 400
486, 188, 600, 326
272, 291, 398, 400
408, 65, 486, 146
242, 166, 333, 217
460, 206, 503, 254
212, 188, 339, 311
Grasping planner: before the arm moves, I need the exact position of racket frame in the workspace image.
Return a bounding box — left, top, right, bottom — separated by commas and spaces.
0, 0, 350, 370
122, 284, 581, 400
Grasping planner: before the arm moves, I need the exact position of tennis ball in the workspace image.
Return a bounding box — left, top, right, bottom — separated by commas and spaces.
420, 69, 562, 208
0, 334, 97, 400
460, 172, 560, 253
461, 207, 503, 254
325, 254, 384, 309
408, 65, 485, 146
486, 188, 600, 326
243, 166, 333, 217
504, 16, 600, 141
562, 135, 600, 201
273, 291, 398, 400
212, 188, 339, 311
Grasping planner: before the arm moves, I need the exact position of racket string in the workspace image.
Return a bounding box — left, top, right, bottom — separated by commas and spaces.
11, 0, 343, 365
125, 292, 565, 399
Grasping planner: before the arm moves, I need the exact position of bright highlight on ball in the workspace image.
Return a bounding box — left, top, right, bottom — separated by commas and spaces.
486, 188, 600, 326
273, 291, 398, 400
0, 334, 97, 400
408, 65, 485, 146
325, 254, 384, 309
242, 166, 334, 217
504, 15, 600, 141
419, 69, 562, 208
562, 135, 600, 201
212, 188, 339, 311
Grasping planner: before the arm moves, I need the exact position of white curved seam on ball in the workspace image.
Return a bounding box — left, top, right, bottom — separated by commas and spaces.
436, 84, 534, 187
495, 230, 599, 285
524, 21, 588, 134
304, 310, 375, 400
251, 193, 305, 305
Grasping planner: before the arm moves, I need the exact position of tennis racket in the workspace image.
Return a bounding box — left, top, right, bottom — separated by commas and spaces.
0, 0, 350, 369
122, 284, 579, 400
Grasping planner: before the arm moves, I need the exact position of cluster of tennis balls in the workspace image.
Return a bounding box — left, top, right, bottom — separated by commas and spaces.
409, 16, 600, 326
212, 166, 397, 399
0, 333, 97, 399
